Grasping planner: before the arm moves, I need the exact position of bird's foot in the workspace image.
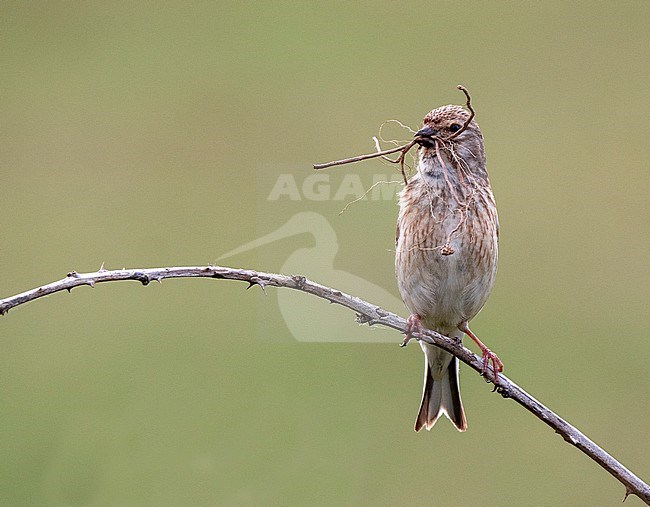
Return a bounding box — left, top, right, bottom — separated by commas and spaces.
458, 321, 503, 383
401, 314, 422, 348
479, 347, 504, 383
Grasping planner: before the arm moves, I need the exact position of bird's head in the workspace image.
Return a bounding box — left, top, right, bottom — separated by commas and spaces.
413, 104, 487, 181
414, 105, 481, 146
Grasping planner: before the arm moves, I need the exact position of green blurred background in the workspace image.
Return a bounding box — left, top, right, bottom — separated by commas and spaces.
1, 2, 648, 505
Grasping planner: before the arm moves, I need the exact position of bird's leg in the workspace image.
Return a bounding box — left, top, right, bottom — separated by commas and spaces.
458, 321, 503, 383
401, 314, 423, 348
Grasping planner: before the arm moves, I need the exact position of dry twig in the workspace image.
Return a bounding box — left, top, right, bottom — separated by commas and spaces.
313, 85, 477, 185
448, 85, 475, 140
314, 141, 416, 185
0, 265, 649, 504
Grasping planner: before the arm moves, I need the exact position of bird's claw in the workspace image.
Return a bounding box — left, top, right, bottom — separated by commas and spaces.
401, 314, 422, 347
481, 348, 503, 383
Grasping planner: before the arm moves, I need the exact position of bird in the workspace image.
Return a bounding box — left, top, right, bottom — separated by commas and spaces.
395, 103, 502, 432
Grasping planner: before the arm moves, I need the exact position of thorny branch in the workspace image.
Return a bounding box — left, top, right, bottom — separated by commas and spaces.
313, 85, 476, 185
0, 265, 648, 504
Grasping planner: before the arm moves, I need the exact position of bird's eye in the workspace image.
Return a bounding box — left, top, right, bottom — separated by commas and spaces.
449, 124, 462, 133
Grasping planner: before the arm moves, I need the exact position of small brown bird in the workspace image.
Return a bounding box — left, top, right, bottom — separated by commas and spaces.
395, 103, 502, 432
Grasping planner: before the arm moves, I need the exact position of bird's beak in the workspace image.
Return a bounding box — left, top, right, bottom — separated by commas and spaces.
414, 126, 436, 139
414, 126, 436, 147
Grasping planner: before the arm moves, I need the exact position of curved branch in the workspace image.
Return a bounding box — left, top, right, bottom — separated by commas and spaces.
1, 265, 648, 504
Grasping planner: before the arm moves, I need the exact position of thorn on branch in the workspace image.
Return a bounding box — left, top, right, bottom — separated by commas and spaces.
247, 277, 268, 295
623, 487, 632, 502
355, 313, 372, 324
493, 384, 511, 398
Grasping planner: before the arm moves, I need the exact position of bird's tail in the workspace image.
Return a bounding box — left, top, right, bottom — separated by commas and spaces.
414, 349, 467, 432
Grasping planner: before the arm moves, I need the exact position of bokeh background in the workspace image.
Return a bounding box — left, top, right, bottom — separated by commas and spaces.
1, 2, 648, 505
